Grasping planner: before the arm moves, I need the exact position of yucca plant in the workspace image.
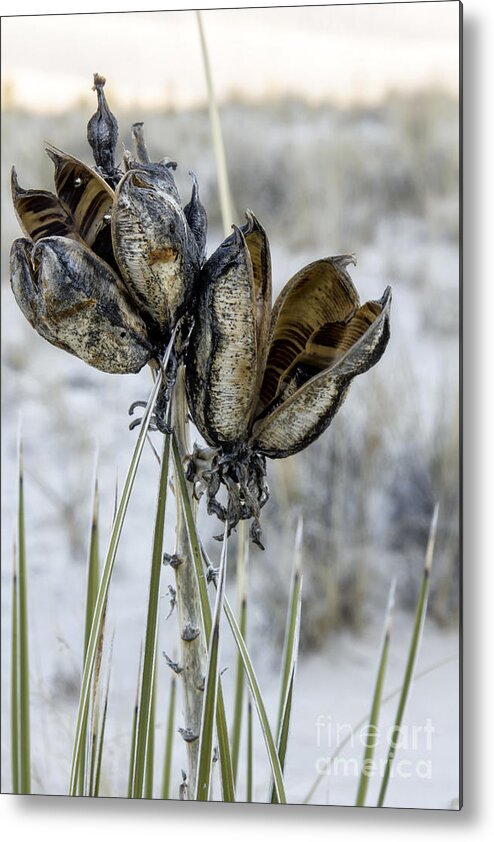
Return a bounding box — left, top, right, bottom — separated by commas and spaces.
7, 14, 451, 810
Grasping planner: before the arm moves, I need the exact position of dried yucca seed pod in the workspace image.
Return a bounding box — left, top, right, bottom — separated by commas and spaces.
112, 160, 203, 337
185, 218, 391, 546
86, 73, 121, 188
10, 74, 208, 378
10, 236, 154, 374
186, 212, 271, 446
252, 282, 392, 458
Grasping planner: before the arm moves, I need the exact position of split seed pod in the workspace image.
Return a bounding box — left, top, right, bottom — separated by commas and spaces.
251, 256, 391, 459
11, 237, 153, 374
186, 212, 391, 543
186, 212, 271, 448
10, 74, 207, 374
112, 159, 203, 335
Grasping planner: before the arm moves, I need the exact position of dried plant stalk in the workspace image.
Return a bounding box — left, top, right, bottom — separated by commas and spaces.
172, 366, 207, 795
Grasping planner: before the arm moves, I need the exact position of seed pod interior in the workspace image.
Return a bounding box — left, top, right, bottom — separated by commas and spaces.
252, 287, 391, 458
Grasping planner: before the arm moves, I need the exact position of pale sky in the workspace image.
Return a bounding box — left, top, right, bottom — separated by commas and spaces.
1, 2, 460, 111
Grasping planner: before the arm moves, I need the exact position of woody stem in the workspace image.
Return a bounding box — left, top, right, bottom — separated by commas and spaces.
172, 364, 207, 796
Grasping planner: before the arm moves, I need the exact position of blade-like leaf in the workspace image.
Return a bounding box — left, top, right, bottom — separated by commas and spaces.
231, 521, 248, 784
246, 697, 253, 803
201, 538, 288, 804
69, 328, 176, 795
78, 470, 100, 794
133, 422, 172, 798
162, 674, 177, 800
355, 580, 395, 807
144, 669, 157, 799
271, 528, 303, 803
11, 543, 19, 794
128, 647, 143, 799
376, 505, 438, 807
92, 686, 109, 798
195, 525, 228, 801
276, 517, 303, 738
91, 641, 113, 797
223, 596, 287, 804
17, 439, 31, 794
84, 473, 100, 660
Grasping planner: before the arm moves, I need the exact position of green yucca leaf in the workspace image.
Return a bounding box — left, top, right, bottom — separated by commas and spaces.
231, 521, 249, 784
276, 517, 303, 738
78, 471, 100, 795
17, 439, 31, 794
355, 580, 395, 807
201, 536, 288, 804
128, 648, 143, 799
271, 527, 303, 803
85, 600, 108, 797
223, 596, 287, 804
133, 422, 172, 798
275, 673, 294, 789
144, 669, 157, 799
162, 674, 177, 800
92, 652, 112, 797
246, 697, 253, 803
376, 505, 438, 807
69, 329, 176, 796
195, 525, 228, 801
11, 544, 19, 794
84, 472, 100, 660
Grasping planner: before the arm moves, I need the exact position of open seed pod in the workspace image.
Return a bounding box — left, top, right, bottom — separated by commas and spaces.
252, 257, 392, 458
112, 160, 203, 336
10, 74, 208, 374
186, 211, 271, 448
10, 236, 154, 374
185, 216, 391, 546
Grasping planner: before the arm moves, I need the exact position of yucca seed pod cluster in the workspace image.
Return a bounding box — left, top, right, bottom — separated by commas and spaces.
10, 75, 392, 548
10, 74, 207, 375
